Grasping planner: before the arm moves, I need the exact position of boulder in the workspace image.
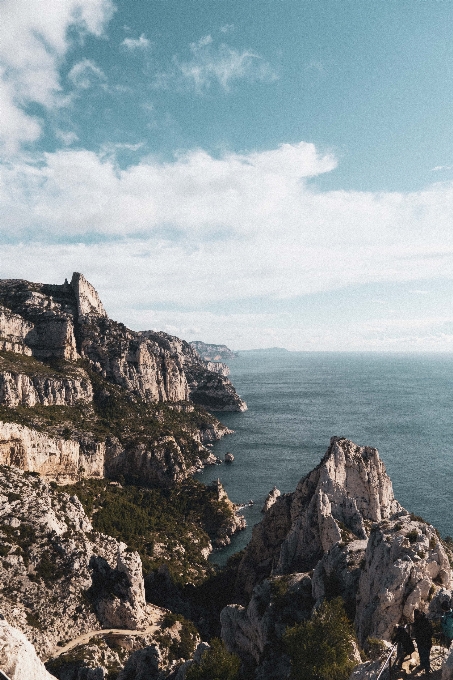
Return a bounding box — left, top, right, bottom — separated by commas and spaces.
261, 487, 280, 513
0, 617, 55, 680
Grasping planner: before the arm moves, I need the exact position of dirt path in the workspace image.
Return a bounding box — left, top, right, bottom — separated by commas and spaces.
394, 646, 447, 678
51, 622, 161, 658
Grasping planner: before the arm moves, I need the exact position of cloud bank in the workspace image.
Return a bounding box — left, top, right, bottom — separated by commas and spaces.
0, 0, 114, 153
1, 140, 453, 349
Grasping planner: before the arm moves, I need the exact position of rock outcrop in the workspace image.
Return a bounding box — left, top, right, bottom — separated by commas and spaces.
0, 616, 55, 680
355, 514, 450, 643
0, 421, 105, 483
235, 437, 401, 598
207, 479, 246, 548
0, 274, 246, 411
0, 421, 220, 486
221, 573, 313, 678
261, 487, 280, 513
189, 341, 238, 363
221, 437, 453, 678
0, 465, 150, 659
205, 361, 230, 377
0, 367, 93, 407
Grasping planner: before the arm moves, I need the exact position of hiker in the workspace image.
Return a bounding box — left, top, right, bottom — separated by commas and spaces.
392, 624, 415, 668
441, 599, 453, 649
412, 609, 433, 676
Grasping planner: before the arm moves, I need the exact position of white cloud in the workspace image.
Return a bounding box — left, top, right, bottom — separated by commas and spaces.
121, 34, 150, 50
2, 139, 453, 349
68, 58, 106, 89
431, 165, 453, 172
0, 141, 336, 239
0, 0, 114, 153
55, 129, 79, 145
157, 35, 277, 93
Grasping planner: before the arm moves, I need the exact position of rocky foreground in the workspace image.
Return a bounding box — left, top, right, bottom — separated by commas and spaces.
0, 436, 453, 679
221, 437, 453, 679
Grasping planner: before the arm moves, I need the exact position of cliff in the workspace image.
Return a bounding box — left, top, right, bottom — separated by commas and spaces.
0, 273, 246, 485
0, 465, 149, 659
221, 437, 453, 679
0, 274, 246, 411
189, 341, 238, 363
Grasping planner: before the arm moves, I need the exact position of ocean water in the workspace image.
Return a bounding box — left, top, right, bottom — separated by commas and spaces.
195, 351, 453, 565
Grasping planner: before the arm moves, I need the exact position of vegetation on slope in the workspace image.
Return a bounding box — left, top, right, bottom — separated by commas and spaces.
61, 477, 234, 586
186, 638, 241, 680
0, 358, 225, 470
283, 597, 357, 680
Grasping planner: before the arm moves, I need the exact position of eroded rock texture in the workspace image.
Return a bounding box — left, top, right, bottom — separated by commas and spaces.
0, 617, 55, 680
0, 273, 246, 411
222, 437, 453, 678
236, 437, 401, 598
0, 466, 150, 660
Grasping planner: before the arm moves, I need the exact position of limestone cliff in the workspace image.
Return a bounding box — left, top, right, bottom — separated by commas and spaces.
0, 617, 55, 680
235, 437, 401, 598
189, 341, 238, 363
221, 437, 453, 679
0, 466, 150, 660
0, 272, 246, 485
0, 274, 246, 411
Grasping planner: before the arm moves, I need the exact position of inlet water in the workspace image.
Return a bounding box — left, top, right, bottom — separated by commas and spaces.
195, 351, 453, 564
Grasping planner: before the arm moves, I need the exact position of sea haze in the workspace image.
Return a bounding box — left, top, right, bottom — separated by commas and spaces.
195, 351, 453, 564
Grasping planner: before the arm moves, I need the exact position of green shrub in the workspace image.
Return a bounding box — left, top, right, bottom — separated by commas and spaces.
26, 611, 42, 629
406, 530, 418, 544
365, 637, 387, 660
186, 638, 241, 680
156, 613, 199, 662
283, 597, 357, 680
62, 477, 228, 586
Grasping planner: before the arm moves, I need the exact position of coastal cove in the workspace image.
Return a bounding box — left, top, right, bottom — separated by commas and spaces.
196, 351, 453, 564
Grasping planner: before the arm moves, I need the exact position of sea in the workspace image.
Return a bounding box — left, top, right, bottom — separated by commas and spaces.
195, 351, 453, 565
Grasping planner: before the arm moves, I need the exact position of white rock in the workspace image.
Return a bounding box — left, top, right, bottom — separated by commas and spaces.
261, 487, 281, 513
0, 617, 54, 679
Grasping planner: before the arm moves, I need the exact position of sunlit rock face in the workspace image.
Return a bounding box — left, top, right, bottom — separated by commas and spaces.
0, 465, 149, 660
0, 617, 55, 680
224, 437, 453, 679
0, 273, 246, 410
235, 437, 401, 598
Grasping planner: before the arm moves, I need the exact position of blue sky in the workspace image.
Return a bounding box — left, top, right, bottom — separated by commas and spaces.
1, 0, 453, 350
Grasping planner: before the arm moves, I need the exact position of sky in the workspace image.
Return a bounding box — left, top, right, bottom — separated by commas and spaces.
1, 0, 453, 351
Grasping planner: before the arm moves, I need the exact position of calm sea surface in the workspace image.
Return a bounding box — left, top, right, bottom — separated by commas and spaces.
195, 352, 453, 565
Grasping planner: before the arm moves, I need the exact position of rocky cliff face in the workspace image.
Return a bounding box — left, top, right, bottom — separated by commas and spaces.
0, 272, 246, 486
0, 421, 104, 482
0, 274, 246, 411
235, 437, 401, 598
189, 341, 238, 363
0, 617, 55, 680
222, 437, 453, 678
0, 365, 93, 407
0, 465, 150, 660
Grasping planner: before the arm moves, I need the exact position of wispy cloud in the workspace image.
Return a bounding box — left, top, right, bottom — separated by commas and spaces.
156, 35, 277, 93
68, 59, 106, 89
431, 165, 453, 172
121, 34, 150, 51
55, 129, 79, 145
305, 60, 326, 74
0, 0, 114, 154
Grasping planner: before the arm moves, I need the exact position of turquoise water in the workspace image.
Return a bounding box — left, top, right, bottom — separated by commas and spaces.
195, 352, 453, 564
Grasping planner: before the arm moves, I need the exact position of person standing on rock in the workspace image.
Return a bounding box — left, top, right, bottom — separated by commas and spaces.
392, 624, 415, 669
412, 609, 433, 676
441, 600, 453, 649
